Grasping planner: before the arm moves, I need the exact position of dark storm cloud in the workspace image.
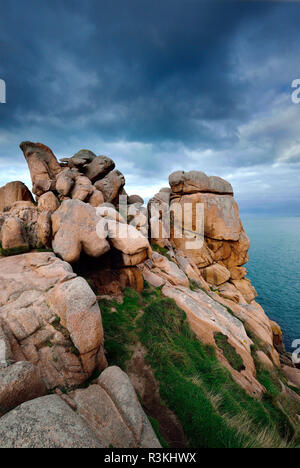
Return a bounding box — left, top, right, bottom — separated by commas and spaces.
0, 0, 300, 213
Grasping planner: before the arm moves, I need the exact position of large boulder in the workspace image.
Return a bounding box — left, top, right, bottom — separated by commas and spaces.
52, 199, 110, 263
84, 155, 115, 183
0, 252, 106, 389
172, 193, 242, 242
71, 175, 93, 202
60, 149, 97, 169
128, 194, 144, 205
0, 216, 29, 252
8, 202, 39, 249
20, 142, 62, 196
55, 168, 76, 197
71, 366, 161, 448
46, 276, 105, 374
94, 169, 125, 204
0, 395, 103, 448
229, 266, 248, 280
37, 192, 59, 213
202, 263, 231, 286
0, 367, 161, 449
105, 218, 151, 265
0, 181, 34, 212
88, 188, 104, 207
169, 170, 233, 195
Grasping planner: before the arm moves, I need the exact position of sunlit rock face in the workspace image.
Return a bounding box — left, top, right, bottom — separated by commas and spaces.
145, 169, 281, 395
0, 252, 106, 390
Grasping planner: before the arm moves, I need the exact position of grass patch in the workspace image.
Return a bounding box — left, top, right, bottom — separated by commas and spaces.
148, 416, 169, 448
151, 243, 173, 262
0, 244, 29, 256
99, 284, 299, 448
99, 288, 142, 368
189, 279, 200, 291
214, 332, 245, 372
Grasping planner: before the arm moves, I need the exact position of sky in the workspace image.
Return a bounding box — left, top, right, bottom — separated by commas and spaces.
0, 0, 300, 215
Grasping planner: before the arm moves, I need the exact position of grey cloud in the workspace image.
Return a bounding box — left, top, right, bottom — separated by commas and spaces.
0, 0, 300, 214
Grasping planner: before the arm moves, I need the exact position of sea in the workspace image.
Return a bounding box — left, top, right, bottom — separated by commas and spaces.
243, 217, 300, 353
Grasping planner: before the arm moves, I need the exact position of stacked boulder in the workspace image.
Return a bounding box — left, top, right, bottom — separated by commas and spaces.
0, 142, 151, 268
168, 170, 252, 295
145, 170, 281, 395
0, 142, 161, 447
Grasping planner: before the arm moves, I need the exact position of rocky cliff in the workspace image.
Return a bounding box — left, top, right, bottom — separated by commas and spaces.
0, 141, 299, 448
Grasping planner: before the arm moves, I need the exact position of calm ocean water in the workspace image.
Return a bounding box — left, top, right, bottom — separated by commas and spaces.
242, 217, 300, 352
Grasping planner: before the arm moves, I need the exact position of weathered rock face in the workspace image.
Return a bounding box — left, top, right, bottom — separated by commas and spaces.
0, 181, 34, 212
169, 170, 233, 195
0, 252, 106, 389
210, 292, 280, 367
179, 193, 242, 241
282, 366, 300, 389
162, 284, 263, 396
148, 188, 171, 247
144, 169, 283, 395
0, 367, 161, 449
0, 361, 46, 417
37, 192, 59, 213
202, 263, 231, 286
106, 219, 151, 265
71, 175, 93, 202
148, 170, 252, 292
51, 199, 151, 265
143, 252, 189, 288
0, 202, 39, 251
70, 366, 160, 448
231, 278, 257, 304
56, 168, 76, 197
0, 324, 12, 366
52, 199, 110, 263
0, 217, 29, 251
94, 170, 125, 204
20, 142, 62, 196
206, 231, 250, 268
0, 395, 103, 448
84, 155, 115, 183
